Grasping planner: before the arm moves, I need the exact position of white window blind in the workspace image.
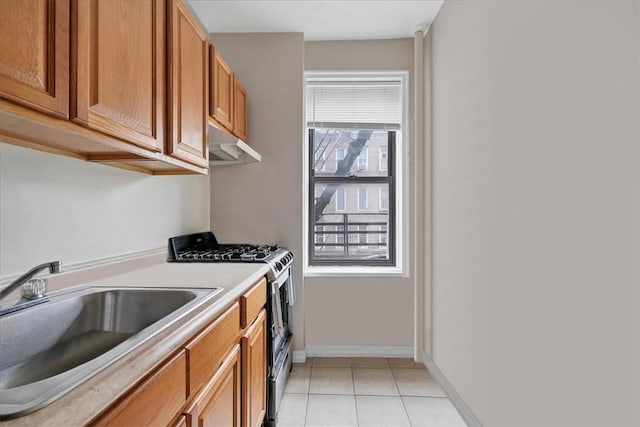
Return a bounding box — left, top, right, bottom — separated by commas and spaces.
306, 81, 402, 130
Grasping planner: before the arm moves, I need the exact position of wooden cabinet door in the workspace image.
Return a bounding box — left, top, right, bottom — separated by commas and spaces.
210, 47, 234, 131
72, 0, 164, 152
0, 0, 69, 118
167, 0, 208, 167
233, 76, 248, 142
241, 309, 267, 427
172, 415, 188, 427
93, 350, 188, 427
185, 345, 241, 427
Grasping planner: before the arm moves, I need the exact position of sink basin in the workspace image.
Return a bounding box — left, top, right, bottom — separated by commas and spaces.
0, 286, 223, 419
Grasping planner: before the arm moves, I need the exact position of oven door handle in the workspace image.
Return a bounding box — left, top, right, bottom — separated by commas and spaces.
271, 281, 286, 338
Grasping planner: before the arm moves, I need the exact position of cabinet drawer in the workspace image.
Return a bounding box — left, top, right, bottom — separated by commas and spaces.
93, 350, 187, 426
184, 302, 240, 397
240, 277, 267, 329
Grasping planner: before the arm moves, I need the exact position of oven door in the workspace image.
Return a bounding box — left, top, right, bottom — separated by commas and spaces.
270, 266, 293, 338
268, 266, 293, 368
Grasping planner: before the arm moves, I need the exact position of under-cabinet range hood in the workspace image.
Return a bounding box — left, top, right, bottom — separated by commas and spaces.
208, 121, 262, 166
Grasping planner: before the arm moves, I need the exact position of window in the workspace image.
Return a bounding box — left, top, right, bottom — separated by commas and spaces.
358, 148, 368, 170
335, 187, 346, 211
307, 74, 402, 266
357, 187, 368, 210
379, 187, 389, 211
379, 146, 388, 171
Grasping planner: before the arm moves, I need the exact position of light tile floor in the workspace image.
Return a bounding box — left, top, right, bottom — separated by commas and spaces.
277, 357, 467, 427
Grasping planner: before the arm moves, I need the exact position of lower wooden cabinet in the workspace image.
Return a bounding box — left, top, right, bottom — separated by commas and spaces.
89, 277, 267, 427
241, 309, 267, 427
184, 302, 240, 398
184, 345, 241, 427
93, 350, 188, 426
173, 415, 188, 427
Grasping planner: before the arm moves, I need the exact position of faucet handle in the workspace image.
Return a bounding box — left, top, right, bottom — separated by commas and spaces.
22, 279, 47, 300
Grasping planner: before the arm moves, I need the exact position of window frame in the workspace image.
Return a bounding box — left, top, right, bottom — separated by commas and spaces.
303, 70, 409, 277
308, 128, 396, 267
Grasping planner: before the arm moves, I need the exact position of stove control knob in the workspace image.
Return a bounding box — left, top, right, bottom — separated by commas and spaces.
275, 261, 283, 271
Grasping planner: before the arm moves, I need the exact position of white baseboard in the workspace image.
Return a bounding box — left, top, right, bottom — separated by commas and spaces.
421, 351, 483, 427
305, 345, 414, 358
292, 350, 307, 363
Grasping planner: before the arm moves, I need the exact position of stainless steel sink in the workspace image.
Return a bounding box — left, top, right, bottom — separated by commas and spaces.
0, 286, 223, 419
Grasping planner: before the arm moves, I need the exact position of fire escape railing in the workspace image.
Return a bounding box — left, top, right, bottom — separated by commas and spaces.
313, 212, 389, 258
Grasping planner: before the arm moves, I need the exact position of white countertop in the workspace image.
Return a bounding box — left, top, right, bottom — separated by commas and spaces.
3, 262, 270, 426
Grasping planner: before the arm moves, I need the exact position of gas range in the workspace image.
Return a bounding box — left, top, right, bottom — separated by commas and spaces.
168, 231, 294, 426
167, 232, 294, 280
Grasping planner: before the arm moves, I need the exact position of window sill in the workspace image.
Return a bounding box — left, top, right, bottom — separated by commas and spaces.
304, 265, 407, 278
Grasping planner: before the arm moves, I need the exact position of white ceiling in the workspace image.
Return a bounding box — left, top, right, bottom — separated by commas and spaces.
187, 1, 444, 41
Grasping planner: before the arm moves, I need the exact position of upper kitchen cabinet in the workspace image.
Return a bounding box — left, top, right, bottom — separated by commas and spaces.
166, 0, 209, 168
0, 0, 208, 174
233, 76, 248, 142
210, 46, 234, 132
209, 47, 249, 143
72, 0, 165, 152
0, 0, 70, 118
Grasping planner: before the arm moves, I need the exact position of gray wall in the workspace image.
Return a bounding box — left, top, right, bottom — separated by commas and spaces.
305, 39, 414, 350
208, 33, 306, 349
428, 0, 639, 425
0, 143, 209, 277
208, 37, 414, 352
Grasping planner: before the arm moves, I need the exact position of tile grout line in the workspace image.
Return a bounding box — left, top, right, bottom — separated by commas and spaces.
391, 364, 415, 426
399, 394, 414, 427
303, 365, 312, 426
390, 365, 402, 397
351, 367, 360, 427
293, 391, 448, 398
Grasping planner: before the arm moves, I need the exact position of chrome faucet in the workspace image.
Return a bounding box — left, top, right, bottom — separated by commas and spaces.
0, 261, 63, 302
